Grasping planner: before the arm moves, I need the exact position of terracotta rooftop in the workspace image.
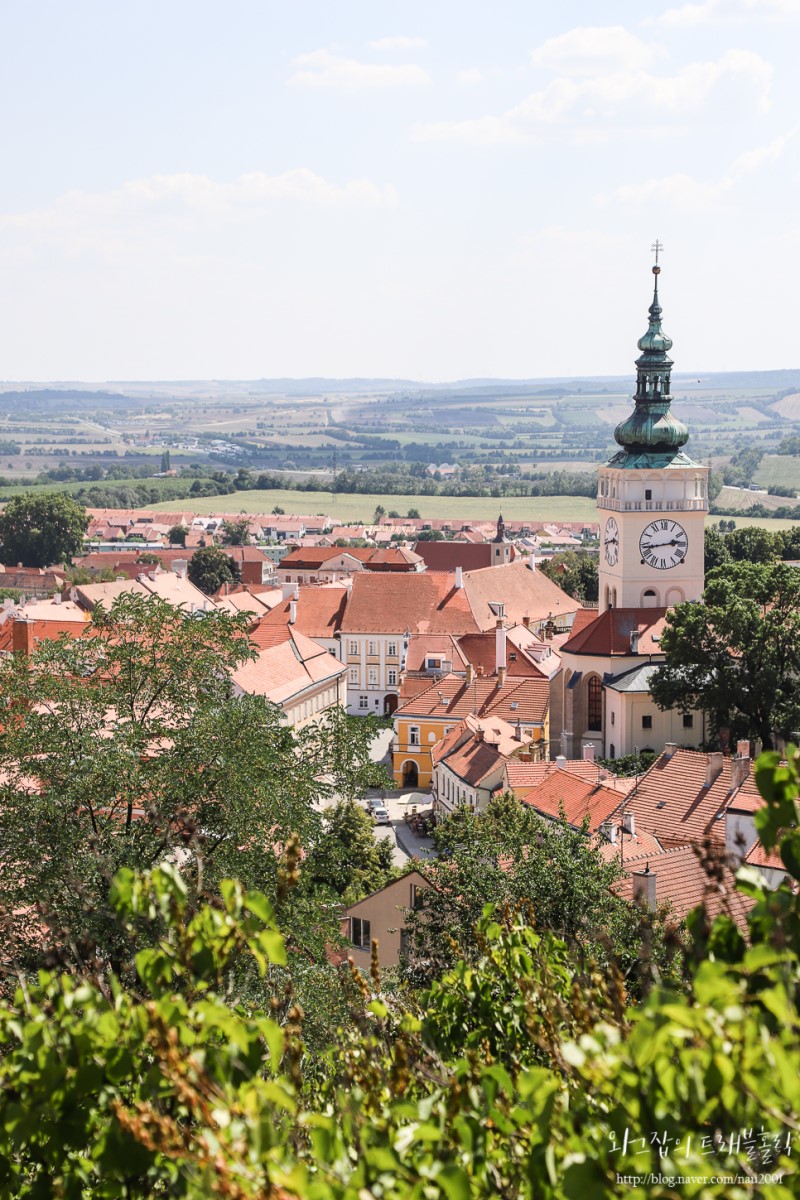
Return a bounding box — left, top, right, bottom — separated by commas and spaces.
561, 607, 668, 657
396, 671, 549, 726
250, 587, 348, 645
440, 718, 531, 787
461, 562, 579, 630
617, 845, 755, 932
518, 768, 625, 832
341, 572, 479, 636
455, 631, 547, 679
624, 749, 763, 849
413, 542, 497, 572
504, 758, 636, 794
404, 634, 467, 673
231, 627, 346, 705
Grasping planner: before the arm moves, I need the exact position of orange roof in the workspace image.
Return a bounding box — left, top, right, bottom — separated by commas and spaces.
413, 542, 495, 571
618, 845, 755, 931
439, 717, 532, 786
251, 588, 347, 644
341, 573, 479, 636
461, 562, 579, 630
624, 749, 763, 848
397, 672, 549, 726
455, 632, 547, 679
561, 607, 668, 657
596, 825, 663, 863
745, 840, 788, 872
504, 759, 635, 793
231, 628, 346, 705
518, 768, 623, 831
404, 634, 467, 672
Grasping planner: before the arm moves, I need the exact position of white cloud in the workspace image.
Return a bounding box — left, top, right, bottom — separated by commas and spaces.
457, 67, 484, 85
0, 169, 398, 246
288, 49, 429, 89
368, 35, 427, 50
531, 26, 664, 74
414, 48, 772, 144
604, 133, 789, 209
658, 0, 800, 27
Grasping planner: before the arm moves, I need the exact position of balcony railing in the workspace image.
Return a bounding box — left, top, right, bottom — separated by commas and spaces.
596, 498, 706, 513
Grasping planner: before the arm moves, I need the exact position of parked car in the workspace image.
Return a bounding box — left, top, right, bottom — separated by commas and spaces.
366, 796, 385, 814
371, 804, 391, 825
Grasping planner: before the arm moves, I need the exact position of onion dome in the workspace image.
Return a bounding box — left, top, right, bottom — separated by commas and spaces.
613, 261, 689, 454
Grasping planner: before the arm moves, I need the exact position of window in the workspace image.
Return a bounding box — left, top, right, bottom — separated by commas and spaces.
349, 668, 358, 685
645, 488, 652, 500
368, 667, 378, 687
358, 695, 368, 710
409, 725, 420, 746
368, 640, 377, 656
611, 710, 615, 726
387, 641, 397, 657
587, 677, 603, 731
682, 713, 694, 728
642, 714, 653, 730
409, 884, 423, 910
348, 640, 358, 656
427, 657, 441, 669
350, 917, 371, 949
387, 669, 397, 686
509, 652, 517, 661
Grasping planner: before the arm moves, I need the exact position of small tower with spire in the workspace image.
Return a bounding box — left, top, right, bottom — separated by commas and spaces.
492, 513, 512, 566
596, 246, 708, 612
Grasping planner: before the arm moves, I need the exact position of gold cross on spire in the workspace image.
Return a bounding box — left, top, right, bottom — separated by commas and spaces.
651, 239, 663, 265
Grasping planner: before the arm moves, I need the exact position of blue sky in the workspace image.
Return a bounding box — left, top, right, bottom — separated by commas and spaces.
1, 0, 798, 380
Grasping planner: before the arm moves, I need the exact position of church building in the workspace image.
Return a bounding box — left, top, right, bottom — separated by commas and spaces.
558, 253, 707, 760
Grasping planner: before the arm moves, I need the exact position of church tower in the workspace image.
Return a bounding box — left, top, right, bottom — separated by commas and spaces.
491, 513, 513, 565
597, 250, 707, 612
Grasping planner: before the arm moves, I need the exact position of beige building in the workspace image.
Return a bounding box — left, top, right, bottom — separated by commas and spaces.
342, 869, 428, 969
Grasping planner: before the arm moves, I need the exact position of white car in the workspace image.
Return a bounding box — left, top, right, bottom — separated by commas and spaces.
371, 805, 391, 825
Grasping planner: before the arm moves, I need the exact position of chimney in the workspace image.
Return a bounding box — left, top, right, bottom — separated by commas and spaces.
731, 740, 751, 791
495, 617, 507, 673
455, 565, 463, 589
281, 583, 295, 599
632, 865, 657, 910
528, 557, 536, 572
544, 615, 555, 641
466, 663, 474, 685
289, 599, 297, 625
630, 629, 641, 654
704, 752, 724, 788
583, 743, 596, 762
514, 719, 523, 742
522, 614, 531, 629
600, 820, 617, 844
441, 659, 452, 675
173, 558, 188, 579
12, 617, 35, 656
555, 754, 567, 769
663, 742, 677, 758
293, 583, 300, 600
622, 810, 635, 836
475, 725, 484, 742
497, 665, 507, 688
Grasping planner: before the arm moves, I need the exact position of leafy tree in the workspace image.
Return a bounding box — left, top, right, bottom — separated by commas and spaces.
407, 507, 421, 518
188, 546, 241, 594
539, 551, 598, 602
160, 448, 171, 472
704, 526, 731, 574
651, 561, 800, 749
136, 551, 161, 565
303, 799, 395, 904
272, 505, 285, 514
168, 523, 187, 546
724, 525, 778, 564
373, 504, 386, 523
2, 743, 799, 1196
220, 517, 250, 546
415, 529, 445, 541
0, 491, 88, 567
402, 794, 675, 991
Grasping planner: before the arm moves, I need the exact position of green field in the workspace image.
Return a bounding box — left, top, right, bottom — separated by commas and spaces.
145, 488, 800, 533
147, 490, 600, 523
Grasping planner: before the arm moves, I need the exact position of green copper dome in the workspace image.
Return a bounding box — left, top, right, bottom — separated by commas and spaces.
611, 263, 690, 462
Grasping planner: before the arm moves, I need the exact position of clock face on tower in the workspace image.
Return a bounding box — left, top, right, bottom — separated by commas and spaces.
639, 519, 688, 569
604, 517, 619, 566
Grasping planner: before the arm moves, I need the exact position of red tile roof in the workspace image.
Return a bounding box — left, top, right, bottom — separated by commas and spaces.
341, 573, 480, 636
618, 845, 755, 931
461, 562, 579, 630
250, 588, 347, 644
624, 749, 764, 848
518, 768, 624, 831
504, 759, 635, 793
397, 672, 549, 726
413, 542, 496, 572
561, 607, 668, 657
455, 632, 547, 679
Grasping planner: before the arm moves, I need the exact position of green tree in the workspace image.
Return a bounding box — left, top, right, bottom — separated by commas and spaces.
168, 523, 188, 546
220, 518, 250, 546
539, 551, 599, 602
407, 507, 421, 519
188, 546, 241, 594
303, 799, 395, 904
0, 491, 88, 567
724, 524, 778, 564
160, 448, 171, 472
402, 794, 674, 991
704, 526, 731, 574
373, 504, 386, 523
651, 561, 800, 748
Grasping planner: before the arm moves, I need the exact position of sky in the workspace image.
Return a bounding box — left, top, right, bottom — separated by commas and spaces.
1, 0, 799, 382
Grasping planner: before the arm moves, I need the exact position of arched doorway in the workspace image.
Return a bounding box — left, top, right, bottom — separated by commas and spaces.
402, 761, 419, 787
384, 693, 398, 716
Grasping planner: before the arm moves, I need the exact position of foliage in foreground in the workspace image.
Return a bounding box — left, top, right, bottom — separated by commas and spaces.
0, 751, 799, 1196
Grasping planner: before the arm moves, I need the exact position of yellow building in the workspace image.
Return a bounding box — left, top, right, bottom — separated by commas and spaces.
393, 667, 549, 788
